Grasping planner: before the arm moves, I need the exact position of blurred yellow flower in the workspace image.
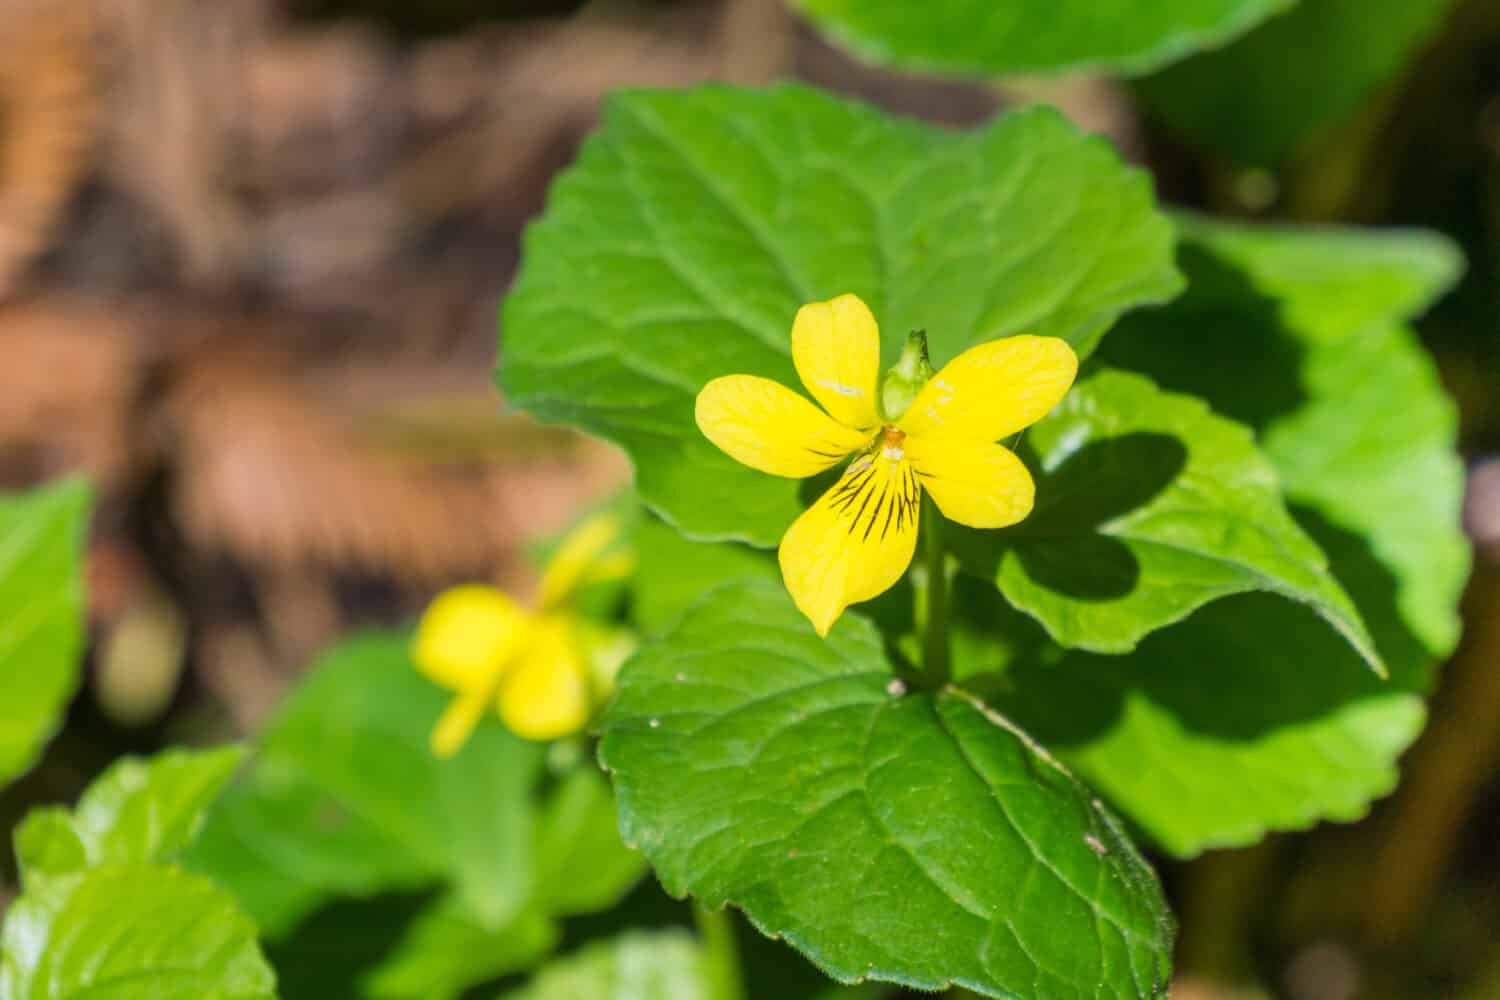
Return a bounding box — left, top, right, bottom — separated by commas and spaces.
696, 293, 1076, 636
412, 512, 634, 756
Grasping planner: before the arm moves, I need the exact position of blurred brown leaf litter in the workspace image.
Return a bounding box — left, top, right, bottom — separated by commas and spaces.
0, 0, 780, 725
0, 0, 96, 298
0, 0, 1016, 728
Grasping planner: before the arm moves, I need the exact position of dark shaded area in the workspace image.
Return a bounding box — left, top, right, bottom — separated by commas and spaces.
552, 874, 692, 952
961, 489, 1418, 757
953, 432, 1187, 602
1380, 5, 1500, 451
266, 891, 435, 999
291, 0, 594, 37
1020, 433, 1190, 536
1098, 244, 1308, 433
1291, 504, 1436, 692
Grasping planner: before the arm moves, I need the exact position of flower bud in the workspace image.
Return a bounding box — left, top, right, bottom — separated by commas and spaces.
879, 329, 936, 421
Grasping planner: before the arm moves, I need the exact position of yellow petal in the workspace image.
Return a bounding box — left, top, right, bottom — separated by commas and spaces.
791, 293, 881, 432
538, 512, 626, 609
696, 375, 873, 478
778, 449, 921, 636
906, 435, 1035, 529
430, 689, 491, 758
897, 336, 1078, 441
498, 616, 593, 741
586, 550, 637, 586
412, 585, 527, 692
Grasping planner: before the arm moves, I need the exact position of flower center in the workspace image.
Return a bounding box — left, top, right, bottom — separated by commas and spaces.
880, 426, 906, 460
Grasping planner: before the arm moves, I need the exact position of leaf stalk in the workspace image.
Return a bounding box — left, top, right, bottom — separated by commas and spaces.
693, 900, 746, 1000
918, 497, 951, 684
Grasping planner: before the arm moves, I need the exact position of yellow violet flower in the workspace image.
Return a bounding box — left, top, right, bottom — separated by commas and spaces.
411, 512, 634, 756
695, 293, 1077, 637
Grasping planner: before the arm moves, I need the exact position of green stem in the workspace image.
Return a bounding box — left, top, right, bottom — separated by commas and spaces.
919, 497, 950, 684
693, 901, 745, 1000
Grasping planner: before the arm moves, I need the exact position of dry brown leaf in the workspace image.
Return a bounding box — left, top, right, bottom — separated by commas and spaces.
0, 0, 98, 298
162, 338, 627, 581
0, 296, 143, 489
95, 0, 273, 286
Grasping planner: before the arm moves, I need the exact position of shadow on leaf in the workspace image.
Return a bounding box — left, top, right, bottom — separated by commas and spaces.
968, 511, 1429, 757
266, 891, 434, 1000
1099, 243, 1308, 432
952, 431, 1187, 602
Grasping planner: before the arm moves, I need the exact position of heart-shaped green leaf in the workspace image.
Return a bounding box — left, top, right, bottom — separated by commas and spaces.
500, 84, 1180, 546
953, 368, 1383, 672
501, 931, 711, 1000
1154, 217, 1465, 651
792, 0, 1291, 77
0, 479, 90, 789
1139, 0, 1457, 165
1101, 216, 1466, 664
0, 865, 277, 1000
601, 580, 1173, 999
3, 746, 277, 1000
981, 218, 1468, 855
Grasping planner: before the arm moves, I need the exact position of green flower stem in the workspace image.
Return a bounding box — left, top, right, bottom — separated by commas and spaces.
693, 901, 745, 1000
918, 497, 951, 685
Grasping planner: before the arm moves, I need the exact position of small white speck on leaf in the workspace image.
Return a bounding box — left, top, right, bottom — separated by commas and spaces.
648, 718, 660, 728
674, 672, 686, 682
1085, 833, 1107, 856
886, 679, 907, 697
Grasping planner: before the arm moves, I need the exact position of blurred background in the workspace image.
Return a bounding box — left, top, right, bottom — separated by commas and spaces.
0, 0, 1496, 997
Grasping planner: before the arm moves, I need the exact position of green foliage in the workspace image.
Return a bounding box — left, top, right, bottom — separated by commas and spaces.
964, 586, 1422, 857
188, 632, 644, 1000
12, 810, 86, 881
601, 580, 1174, 999
62, 747, 246, 867
501, 931, 711, 1000
494, 81, 1474, 994
792, 0, 1291, 77
1, 746, 277, 1000
977, 217, 1468, 856
361, 900, 559, 1000
1103, 216, 1466, 666
0, 866, 277, 1000
630, 515, 776, 636
500, 85, 1180, 546
609, 215, 1466, 869
0, 479, 90, 789
1140, 0, 1458, 165
952, 368, 1381, 669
